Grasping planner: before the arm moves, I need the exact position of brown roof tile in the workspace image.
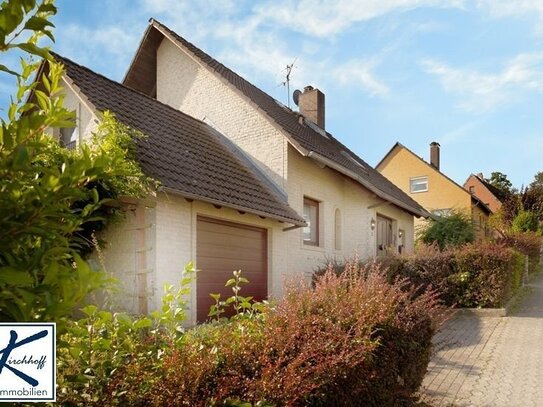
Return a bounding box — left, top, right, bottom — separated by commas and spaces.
52, 53, 306, 226
122, 20, 428, 218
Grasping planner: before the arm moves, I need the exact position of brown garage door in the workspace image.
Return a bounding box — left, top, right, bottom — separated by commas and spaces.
196, 216, 268, 322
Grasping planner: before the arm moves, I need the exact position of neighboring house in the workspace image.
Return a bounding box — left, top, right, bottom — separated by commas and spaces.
43, 19, 427, 324
464, 173, 506, 214
376, 142, 491, 240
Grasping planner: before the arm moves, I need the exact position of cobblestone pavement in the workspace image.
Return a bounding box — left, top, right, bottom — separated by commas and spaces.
420, 273, 543, 407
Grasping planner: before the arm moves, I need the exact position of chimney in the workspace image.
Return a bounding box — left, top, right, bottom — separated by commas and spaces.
476, 172, 484, 180
298, 85, 325, 129
430, 142, 440, 170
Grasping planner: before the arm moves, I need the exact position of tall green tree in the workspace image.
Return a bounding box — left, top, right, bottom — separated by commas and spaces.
488, 171, 515, 198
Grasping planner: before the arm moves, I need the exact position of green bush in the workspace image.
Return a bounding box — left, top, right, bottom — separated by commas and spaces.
315, 243, 525, 308
419, 212, 475, 250
58, 263, 442, 406
0, 0, 154, 326
511, 210, 540, 233
56, 263, 196, 404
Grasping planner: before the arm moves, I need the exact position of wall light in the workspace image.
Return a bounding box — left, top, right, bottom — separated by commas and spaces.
370, 217, 376, 230
399, 230, 403, 239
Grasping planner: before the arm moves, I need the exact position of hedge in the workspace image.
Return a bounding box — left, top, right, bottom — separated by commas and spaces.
57, 263, 443, 406
315, 242, 527, 308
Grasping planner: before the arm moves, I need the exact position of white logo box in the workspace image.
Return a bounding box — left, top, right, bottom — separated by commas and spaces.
0, 323, 56, 402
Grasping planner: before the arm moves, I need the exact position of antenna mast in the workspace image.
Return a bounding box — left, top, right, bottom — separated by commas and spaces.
281, 58, 297, 108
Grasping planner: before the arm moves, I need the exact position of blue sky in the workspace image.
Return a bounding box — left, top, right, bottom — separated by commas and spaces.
2, 0, 543, 188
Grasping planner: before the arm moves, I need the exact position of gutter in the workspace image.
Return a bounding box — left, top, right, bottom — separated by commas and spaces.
159, 186, 306, 228
307, 151, 430, 218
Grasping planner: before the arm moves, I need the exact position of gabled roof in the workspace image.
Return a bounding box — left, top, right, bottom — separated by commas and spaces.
377, 142, 492, 215
465, 173, 508, 203
51, 53, 306, 226
122, 19, 429, 218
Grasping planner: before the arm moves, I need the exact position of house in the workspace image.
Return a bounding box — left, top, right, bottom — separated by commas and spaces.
463, 173, 505, 214
44, 19, 427, 324
376, 142, 491, 240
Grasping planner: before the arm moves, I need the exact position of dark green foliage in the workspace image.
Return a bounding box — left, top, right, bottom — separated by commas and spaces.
488, 171, 515, 198
419, 212, 475, 250
511, 210, 540, 233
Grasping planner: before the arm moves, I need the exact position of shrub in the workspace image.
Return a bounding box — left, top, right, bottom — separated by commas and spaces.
0, 0, 154, 325
499, 231, 542, 274
511, 210, 540, 233
251, 264, 442, 406
452, 243, 523, 307
56, 264, 196, 405
84, 263, 442, 406
318, 243, 526, 309
418, 212, 475, 249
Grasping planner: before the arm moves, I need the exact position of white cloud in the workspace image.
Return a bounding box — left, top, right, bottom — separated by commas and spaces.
477, 0, 543, 19
423, 53, 543, 113
439, 121, 480, 145
54, 24, 140, 78
253, 0, 465, 37
476, 0, 543, 34
332, 58, 389, 97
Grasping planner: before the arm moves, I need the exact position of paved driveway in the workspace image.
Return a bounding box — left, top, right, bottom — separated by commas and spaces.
420, 272, 543, 407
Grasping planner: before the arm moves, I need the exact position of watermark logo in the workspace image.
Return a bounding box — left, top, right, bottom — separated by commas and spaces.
0, 323, 55, 402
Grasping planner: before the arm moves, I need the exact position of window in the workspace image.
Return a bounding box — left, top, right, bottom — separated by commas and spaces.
431, 208, 452, 218
334, 208, 342, 250
410, 176, 428, 193
469, 186, 475, 194
303, 197, 319, 246
59, 127, 78, 150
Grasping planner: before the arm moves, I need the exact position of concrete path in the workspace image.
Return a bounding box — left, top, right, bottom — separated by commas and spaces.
420, 273, 543, 406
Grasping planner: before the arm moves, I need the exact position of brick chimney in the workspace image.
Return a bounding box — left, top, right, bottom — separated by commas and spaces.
430, 142, 440, 170
298, 85, 325, 129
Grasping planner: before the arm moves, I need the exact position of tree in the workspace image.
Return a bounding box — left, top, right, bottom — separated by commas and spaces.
522, 172, 543, 223
511, 210, 540, 233
0, 0, 152, 326
487, 171, 515, 198
419, 212, 475, 250
530, 171, 543, 189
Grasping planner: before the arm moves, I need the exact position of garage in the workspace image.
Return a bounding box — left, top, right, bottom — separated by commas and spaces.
196, 216, 268, 322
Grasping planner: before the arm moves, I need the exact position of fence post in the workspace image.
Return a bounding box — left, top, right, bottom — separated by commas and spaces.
524, 254, 529, 286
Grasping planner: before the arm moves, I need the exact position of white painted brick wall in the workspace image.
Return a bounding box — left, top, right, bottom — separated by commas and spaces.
153, 193, 288, 325
60, 44, 416, 323
60, 80, 98, 142
284, 146, 416, 280
156, 39, 289, 193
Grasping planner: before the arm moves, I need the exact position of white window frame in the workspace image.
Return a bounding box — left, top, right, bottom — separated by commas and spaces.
410, 176, 428, 193
303, 197, 319, 246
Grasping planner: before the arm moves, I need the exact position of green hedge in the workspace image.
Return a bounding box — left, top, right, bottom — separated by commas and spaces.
315, 242, 526, 308
57, 264, 442, 406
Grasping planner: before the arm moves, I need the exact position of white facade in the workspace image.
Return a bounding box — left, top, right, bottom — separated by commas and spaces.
59, 34, 416, 324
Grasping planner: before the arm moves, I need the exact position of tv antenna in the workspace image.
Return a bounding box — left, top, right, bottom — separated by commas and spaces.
280, 58, 297, 108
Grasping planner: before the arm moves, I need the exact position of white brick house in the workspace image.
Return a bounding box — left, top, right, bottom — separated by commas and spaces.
47, 19, 428, 324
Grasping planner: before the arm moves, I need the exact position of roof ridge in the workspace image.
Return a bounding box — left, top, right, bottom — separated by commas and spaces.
50, 51, 212, 128
129, 20, 428, 217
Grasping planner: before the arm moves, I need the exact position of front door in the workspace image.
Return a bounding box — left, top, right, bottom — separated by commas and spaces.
376, 215, 393, 256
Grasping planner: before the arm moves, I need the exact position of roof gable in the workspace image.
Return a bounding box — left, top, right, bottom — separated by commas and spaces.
51, 53, 305, 226
122, 19, 428, 218
378, 143, 491, 215
465, 174, 507, 203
